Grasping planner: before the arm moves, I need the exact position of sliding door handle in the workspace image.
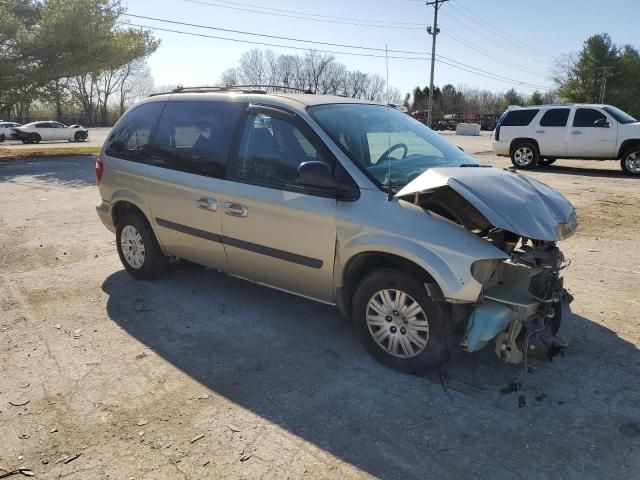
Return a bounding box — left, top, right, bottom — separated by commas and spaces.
223, 202, 248, 217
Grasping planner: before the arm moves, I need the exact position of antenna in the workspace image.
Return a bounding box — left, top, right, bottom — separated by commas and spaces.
386, 44, 393, 201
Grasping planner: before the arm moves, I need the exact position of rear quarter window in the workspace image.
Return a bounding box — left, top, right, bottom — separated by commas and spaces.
501, 109, 539, 127
105, 102, 165, 161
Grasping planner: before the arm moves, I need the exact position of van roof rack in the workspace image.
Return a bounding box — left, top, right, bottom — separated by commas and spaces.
149, 85, 315, 97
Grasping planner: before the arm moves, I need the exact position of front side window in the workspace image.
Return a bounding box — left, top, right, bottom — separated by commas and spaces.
150, 101, 244, 178
573, 108, 607, 127
309, 103, 473, 189
232, 112, 331, 189
105, 102, 165, 161
540, 108, 570, 127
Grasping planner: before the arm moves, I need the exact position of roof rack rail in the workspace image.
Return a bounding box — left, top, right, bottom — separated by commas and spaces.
148, 84, 315, 97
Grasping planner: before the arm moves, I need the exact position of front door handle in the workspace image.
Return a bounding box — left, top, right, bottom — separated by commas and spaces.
223, 202, 248, 217
535, 129, 546, 133
570, 130, 583, 135
195, 196, 218, 211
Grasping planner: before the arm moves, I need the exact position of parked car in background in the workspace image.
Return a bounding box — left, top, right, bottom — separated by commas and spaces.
96, 87, 576, 375
11, 121, 88, 144
492, 104, 640, 175
0, 121, 22, 140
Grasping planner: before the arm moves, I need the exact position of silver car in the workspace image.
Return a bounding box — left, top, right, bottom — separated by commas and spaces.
96, 87, 577, 374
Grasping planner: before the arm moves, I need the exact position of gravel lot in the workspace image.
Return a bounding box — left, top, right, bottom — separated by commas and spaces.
1, 133, 639, 479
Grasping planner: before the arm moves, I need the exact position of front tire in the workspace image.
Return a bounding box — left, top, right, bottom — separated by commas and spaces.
510, 142, 539, 169
353, 268, 449, 374
116, 213, 168, 280
621, 148, 640, 176
74, 131, 86, 142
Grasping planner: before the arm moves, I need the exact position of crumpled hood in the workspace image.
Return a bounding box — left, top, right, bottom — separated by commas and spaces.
395, 167, 577, 242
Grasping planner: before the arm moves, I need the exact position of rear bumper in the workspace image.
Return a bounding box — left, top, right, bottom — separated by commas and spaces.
96, 200, 115, 233
492, 140, 510, 156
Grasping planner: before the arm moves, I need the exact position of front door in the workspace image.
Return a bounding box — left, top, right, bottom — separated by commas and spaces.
567, 107, 618, 158
146, 100, 245, 271
221, 106, 337, 302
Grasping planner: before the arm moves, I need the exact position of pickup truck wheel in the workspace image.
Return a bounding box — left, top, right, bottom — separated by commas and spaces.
510, 143, 539, 169
353, 268, 448, 374
621, 148, 640, 176
116, 213, 168, 280
540, 158, 556, 166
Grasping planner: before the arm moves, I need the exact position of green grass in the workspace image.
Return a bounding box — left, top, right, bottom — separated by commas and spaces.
0, 146, 100, 160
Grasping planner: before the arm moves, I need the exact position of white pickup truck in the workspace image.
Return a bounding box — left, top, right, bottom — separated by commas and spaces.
491, 104, 640, 175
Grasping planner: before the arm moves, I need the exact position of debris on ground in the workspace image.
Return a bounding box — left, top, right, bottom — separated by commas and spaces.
227, 424, 240, 433
0, 467, 34, 478
62, 453, 81, 464
190, 434, 205, 444
9, 399, 30, 407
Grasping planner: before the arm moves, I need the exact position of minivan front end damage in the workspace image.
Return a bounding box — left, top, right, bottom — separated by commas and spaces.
464, 242, 573, 363
396, 166, 577, 364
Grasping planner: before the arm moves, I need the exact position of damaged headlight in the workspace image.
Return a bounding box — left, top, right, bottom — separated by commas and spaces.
529, 269, 556, 300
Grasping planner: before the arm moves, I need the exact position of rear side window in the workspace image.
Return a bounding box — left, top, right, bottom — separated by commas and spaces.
501, 109, 539, 126
539, 108, 570, 127
150, 101, 244, 178
35, 122, 51, 128
573, 108, 607, 127
106, 102, 165, 161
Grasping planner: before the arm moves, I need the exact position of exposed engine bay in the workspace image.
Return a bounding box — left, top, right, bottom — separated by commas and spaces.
404, 180, 575, 364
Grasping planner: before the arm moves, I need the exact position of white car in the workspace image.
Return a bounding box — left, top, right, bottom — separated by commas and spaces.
0, 121, 22, 141
492, 104, 640, 175
12, 121, 89, 144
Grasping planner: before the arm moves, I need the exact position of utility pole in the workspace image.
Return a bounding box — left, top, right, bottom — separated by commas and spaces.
425, 0, 449, 128
597, 67, 611, 104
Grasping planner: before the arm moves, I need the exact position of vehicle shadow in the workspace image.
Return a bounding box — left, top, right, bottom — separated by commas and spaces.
0, 155, 95, 187
535, 163, 629, 179
102, 266, 640, 479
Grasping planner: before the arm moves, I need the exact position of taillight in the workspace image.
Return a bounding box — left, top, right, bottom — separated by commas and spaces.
95, 156, 104, 184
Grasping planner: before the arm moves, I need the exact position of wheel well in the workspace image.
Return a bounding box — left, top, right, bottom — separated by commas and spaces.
111, 201, 147, 228
510, 138, 539, 155
618, 139, 640, 158
340, 252, 444, 317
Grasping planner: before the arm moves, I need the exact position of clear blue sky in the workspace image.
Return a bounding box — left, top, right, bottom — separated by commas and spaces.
124, 0, 640, 96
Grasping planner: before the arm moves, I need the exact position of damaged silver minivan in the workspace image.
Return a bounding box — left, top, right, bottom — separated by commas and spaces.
96, 88, 577, 374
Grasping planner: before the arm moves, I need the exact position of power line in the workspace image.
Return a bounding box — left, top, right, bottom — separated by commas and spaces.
439, 7, 552, 66
126, 23, 428, 60
128, 21, 551, 89
124, 14, 428, 55
450, 2, 549, 59
441, 30, 549, 79
184, 0, 424, 30
187, 0, 426, 26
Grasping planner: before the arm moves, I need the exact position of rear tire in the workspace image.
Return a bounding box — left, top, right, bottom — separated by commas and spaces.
510, 142, 539, 169
28, 133, 41, 144
116, 213, 168, 280
621, 148, 640, 176
353, 268, 449, 374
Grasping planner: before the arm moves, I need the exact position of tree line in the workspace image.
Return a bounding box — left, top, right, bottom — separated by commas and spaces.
0, 0, 157, 126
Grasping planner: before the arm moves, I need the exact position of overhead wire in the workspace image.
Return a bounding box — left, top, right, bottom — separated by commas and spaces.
126, 18, 552, 89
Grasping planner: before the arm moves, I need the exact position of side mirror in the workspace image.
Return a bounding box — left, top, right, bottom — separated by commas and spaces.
594, 118, 610, 128
296, 161, 356, 199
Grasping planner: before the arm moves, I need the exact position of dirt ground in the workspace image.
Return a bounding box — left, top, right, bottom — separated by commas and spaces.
1, 135, 639, 479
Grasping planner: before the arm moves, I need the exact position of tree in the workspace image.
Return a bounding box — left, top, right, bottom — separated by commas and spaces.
528, 90, 544, 105
554, 33, 640, 116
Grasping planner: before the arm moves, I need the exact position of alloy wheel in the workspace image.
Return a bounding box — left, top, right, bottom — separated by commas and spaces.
366, 289, 430, 358
513, 146, 534, 167
625, 151, 640, 174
